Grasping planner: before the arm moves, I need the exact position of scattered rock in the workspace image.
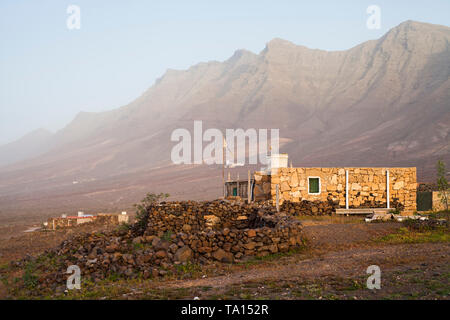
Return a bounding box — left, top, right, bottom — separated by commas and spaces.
212, 249, 234, 263
174, 246, 193, 263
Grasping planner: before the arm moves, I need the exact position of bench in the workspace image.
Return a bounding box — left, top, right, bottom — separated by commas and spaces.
335, 208, 392, 216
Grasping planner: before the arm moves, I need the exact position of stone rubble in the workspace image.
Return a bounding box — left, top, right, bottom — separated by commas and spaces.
19, 200, 304, 290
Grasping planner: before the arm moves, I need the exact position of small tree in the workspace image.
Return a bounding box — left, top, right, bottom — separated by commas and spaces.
436, 160, 449, 212
133, 192, 170, 235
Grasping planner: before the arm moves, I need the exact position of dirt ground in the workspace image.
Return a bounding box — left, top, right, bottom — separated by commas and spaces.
146, 222, 448, 300
0, 218, 448, 300
0, 222, 121, 264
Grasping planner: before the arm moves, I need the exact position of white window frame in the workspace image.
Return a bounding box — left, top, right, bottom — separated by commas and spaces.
308, 176, 321, 195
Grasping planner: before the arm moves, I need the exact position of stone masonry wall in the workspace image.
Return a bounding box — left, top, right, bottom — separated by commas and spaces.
143, 201, 304, 263
271, 167, 417, 214
46, 214, 128, 230
253, 171, 272, 201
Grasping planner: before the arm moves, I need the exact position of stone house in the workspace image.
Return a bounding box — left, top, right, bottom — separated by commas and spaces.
254, 167, 417, 215
45, 212, 129, 230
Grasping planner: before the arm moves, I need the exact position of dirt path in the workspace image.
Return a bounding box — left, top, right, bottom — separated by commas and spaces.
162, 242, 448, 289
302, 221, 400, 248
157, 223, 445, 290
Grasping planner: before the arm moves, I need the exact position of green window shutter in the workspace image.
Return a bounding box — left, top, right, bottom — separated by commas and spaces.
309, 178, 320, 193
233, 187, 238, 196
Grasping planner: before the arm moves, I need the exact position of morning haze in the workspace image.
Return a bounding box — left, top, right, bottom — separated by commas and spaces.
1, 0, 449, 145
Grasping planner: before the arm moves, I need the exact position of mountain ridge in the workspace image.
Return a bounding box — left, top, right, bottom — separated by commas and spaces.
0, 20, 448, 218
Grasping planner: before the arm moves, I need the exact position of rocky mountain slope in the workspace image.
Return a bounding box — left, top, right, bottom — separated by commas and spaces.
0, 20, 448, 218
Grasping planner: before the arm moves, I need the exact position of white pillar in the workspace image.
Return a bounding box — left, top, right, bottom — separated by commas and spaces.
276, 184, 280, 213
237, 173, 240, 197
386, 169, 390, 209
247, 170, 251, 204
345, 170, 349, 210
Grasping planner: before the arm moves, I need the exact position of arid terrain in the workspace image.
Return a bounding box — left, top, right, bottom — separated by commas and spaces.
0, 19, 448, 301
1, 215, 448, 300
0, 20, 449, 225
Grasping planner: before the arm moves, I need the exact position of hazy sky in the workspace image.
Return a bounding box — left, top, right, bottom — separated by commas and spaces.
1, 0, 449, 145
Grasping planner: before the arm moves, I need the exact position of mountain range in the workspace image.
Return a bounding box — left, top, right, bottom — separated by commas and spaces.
0, 20, 449, 221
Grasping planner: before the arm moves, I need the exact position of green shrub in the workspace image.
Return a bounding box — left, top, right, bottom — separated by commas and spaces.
132, 193, 169, 235
22, 262, 38, 290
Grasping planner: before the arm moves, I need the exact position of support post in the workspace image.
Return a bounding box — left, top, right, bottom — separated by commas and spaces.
345, 170, 349, 210
386, 169, 390, 209
237, 173, 240, 198
222, 137, 226, 198
247, 170, 251, 204
276, 184, 280, 213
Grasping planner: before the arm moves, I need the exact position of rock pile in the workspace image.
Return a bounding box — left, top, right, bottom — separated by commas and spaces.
280, 200, 337, 216
139, 200, 304, 264
19, 201, 304, 289
143, 200, 265, 235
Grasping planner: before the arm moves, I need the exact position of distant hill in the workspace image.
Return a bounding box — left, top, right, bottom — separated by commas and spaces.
0, 20, 449, 218
0, 128, 53, 166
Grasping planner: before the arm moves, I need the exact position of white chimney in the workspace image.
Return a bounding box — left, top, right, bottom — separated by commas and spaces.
61, 214, 67, 218
270, 153, 289, 173
78, 211, 84, 217
121, 211, 127, 215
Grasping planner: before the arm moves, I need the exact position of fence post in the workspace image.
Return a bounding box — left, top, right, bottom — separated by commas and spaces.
386, 169, 390, 209
345, 170, 349, 210
276, 184, 280, 213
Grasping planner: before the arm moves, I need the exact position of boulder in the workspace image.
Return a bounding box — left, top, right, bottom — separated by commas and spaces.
174, 246, 193, 263
212, 249, 234, 263
247, 229, 256, 237
155, 250, 167, 259
182, 224, 192, 232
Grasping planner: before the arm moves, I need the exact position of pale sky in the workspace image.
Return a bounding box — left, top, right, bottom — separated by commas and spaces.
1, 0, 449, 145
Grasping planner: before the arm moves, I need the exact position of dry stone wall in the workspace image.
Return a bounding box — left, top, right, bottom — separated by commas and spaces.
271, 167, 417, 214
253, 171, 272, 201
280, 200, 336, 216
143, 201, 304, 263
46, 214, 128, 230
28, 201, 304, 289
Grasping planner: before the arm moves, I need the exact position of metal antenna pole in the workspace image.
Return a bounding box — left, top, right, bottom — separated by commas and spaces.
222, 136, 225, 198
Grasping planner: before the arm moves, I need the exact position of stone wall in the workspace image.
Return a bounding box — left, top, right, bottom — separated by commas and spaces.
253, 171, 271, 201
143, 201, 304, 263
32, 201, 304, 286
46, 213, 128, 230
46, 217, 95, 230
281, 200, 336, 216
271, 167, 417, 214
